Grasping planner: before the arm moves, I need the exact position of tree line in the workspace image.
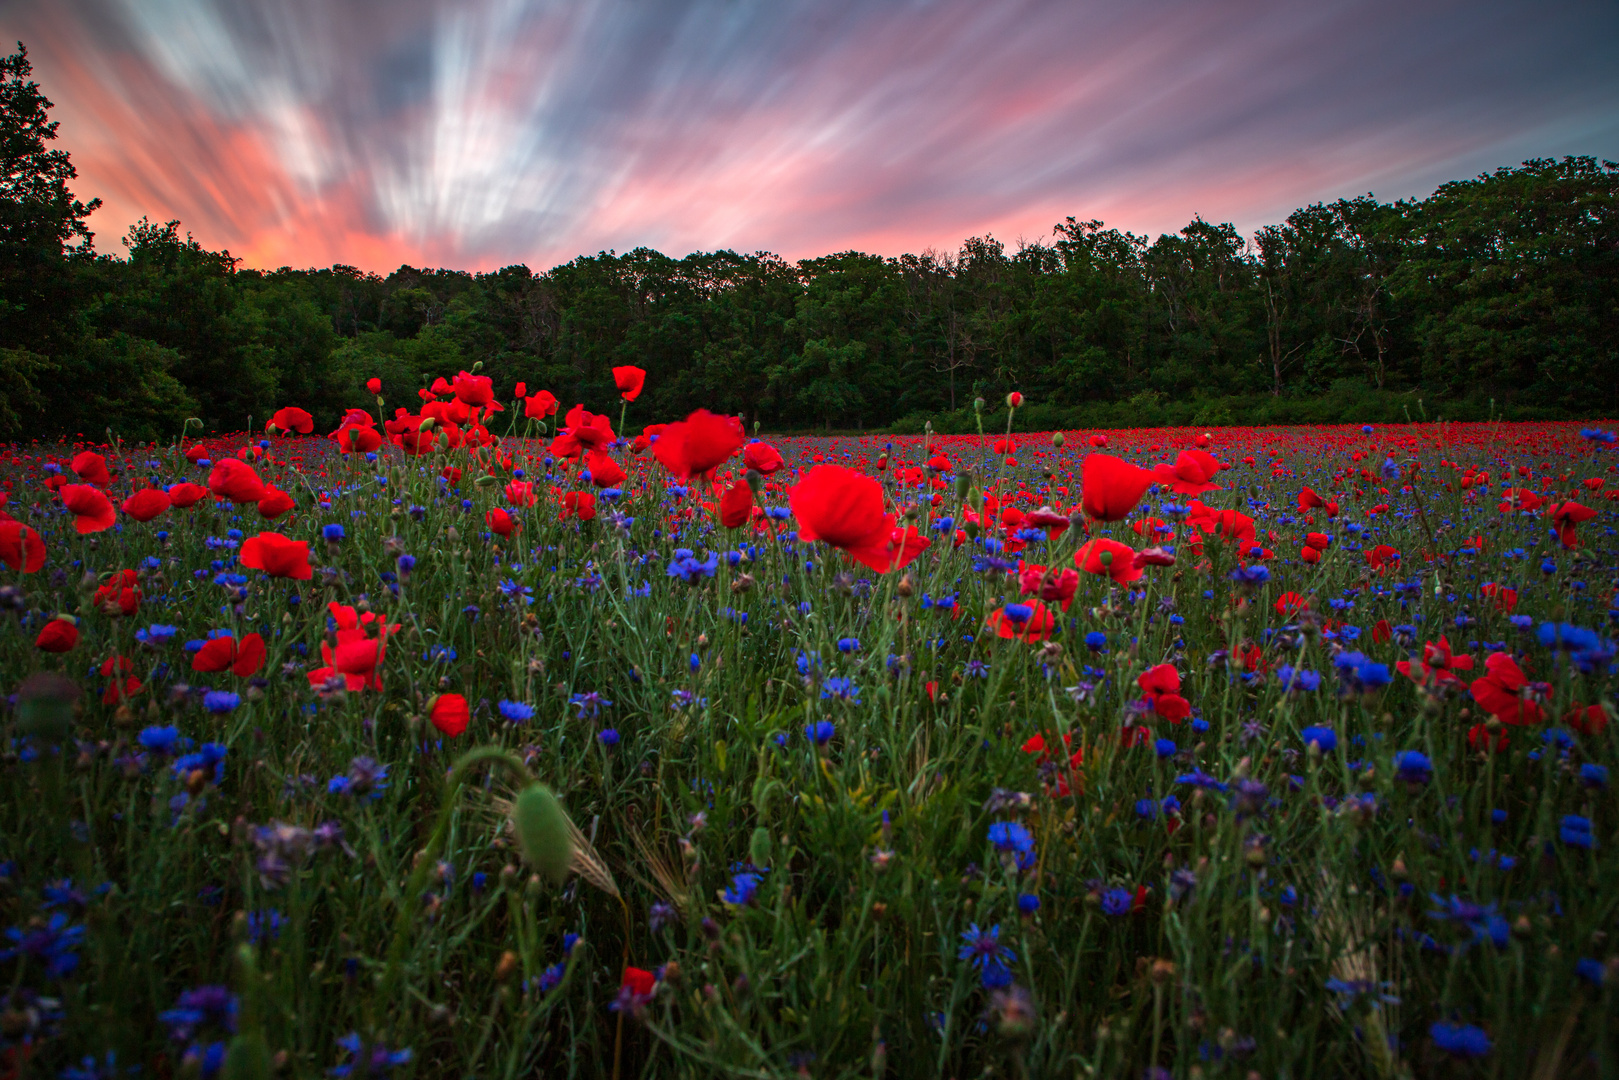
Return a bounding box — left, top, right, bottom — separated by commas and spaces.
1, 43, 1614, 442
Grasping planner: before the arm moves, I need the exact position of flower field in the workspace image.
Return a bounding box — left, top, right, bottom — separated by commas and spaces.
1, 372, 1616, 1079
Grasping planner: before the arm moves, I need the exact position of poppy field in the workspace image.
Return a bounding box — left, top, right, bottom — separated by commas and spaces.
1, 371, 1617, 1079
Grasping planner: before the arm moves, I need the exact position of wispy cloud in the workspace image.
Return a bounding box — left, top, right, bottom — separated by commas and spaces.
5, 0, 1616, 271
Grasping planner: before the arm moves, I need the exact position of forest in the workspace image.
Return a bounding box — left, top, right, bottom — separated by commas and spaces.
1, 44, 1615, 441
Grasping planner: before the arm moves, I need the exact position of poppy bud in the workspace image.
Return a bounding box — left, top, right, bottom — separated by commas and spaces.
15, 672, 78, 743
419, 417, 437, 432
474, 474, 497, 487
745, 469, 764, 494
964, 521, 980, 540
472, 360, 484, 372
749, 827, 773, 869
512, 783, 573, 886
1006, 392, 1023, 408
1097, 549, 1113, 567
1050, 432, 1064, 448
954, 470, 973, 500
973, 397, 985, 412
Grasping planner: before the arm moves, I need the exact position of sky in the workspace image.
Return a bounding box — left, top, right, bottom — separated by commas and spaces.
5, 0, 1617, 274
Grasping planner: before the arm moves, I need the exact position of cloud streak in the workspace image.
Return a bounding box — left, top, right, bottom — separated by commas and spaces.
5, 0, 1616, 271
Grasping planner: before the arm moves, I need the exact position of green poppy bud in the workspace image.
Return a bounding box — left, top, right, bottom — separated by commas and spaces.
1050, 432, 1065, 448
15, 672, 78, 743
954, 470, 974, 500
474, 474, 498, 487
419, 416, 436, 432
1098, 549, 1113, 567
221, 1033, 272, 1080
749, 826, 773, 869
513, 783, 573, 886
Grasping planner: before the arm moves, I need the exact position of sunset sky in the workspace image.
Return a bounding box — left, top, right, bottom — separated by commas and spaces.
6, 0, 1616, 274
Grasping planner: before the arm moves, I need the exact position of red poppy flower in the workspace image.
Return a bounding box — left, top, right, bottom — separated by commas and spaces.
487, 508, 518, 536
167, 482, 208, 508
1274, 591, 1308, 616
1137, 663, 1190, 723
1396, 636, 1474, 689
586, 449, 626, 488
192, 632, 267, 677
0, 521, 45, 573
1566, 703, 1609, 737
1364, 544, 1400, 570
61, 485, 116, 534
1482, 582, 1518, 612
1304, 532, 1330, 551
332, 423, 383, 454
622, 967, 656, 997
93, 569, 141, 617
35, 618, 78, 653
305, 601, 398, 692
720, 482, 754, 528
1018, 563, 1080, 610
100, 654, 142, 704
1546, 500, 1596, 549
1151, 449, 1224, 495
429, 693, 469, 737
561, 490, 596, 522
1074, 537, 1143, 584
612, 365, 647, 402
986, 599, 1057, 641
505, 480, 537, 507
1468, 723, 1510, 753
525, 390, 559, 420
209, 459, 267, 504
1080, 455, 1155, 521
267, 407, 314, 435
366, 377, 382, 394
257, 487, 295, 519
122, 488, 170, 522
1297, 487, 1325, 511
452, 370, 494, 407
184, 444, 210, 463
1469, 652, 1541, 726
562, 404, 615, 447
652, 409, 745, 480
70, 451, 112, 487
789, 465, 897, 573
742, 441, 784, 475
240, 532, 313, 580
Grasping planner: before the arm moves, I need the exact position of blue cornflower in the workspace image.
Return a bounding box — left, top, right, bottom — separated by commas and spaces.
247, 909, 285, 944
1430, 1022, 1490, 1058
1154, 738, 1177, 759
598, 728, 620, 747
0, 913, 86, 979
987, 821, 1034, 855
1002, 603, 1034, 624
1300, 726, 1337, 753
836, 637, 860, 653
1277, 666, 1321, 693
330, 1033, 413, 1076
1576, 958, 1609, 986
139, 725, 184, 754
1017, 894, 1041, 916
964, 658, 990, 678
1084, 631, 1108, 653
821, 677, 860, 703
1560, 815, 1594, 849
173, 743, 228, 787
159, 985, 238, 1042
423, 645, 458, 664
804, 720, 836, 745
498, 700, 535, 723
570, 692, 611, 719
322, 524, 345, 542
136, 624, 179, 647
666, 549, 719, 583
202, 691, 239, 715
957, 923, 1016, 971
1100, 888, 1133, 916
722, 872, 761, 906
1582, 764, 1609, 789
1394, 750, 1432, 785
497, 578, 534, 602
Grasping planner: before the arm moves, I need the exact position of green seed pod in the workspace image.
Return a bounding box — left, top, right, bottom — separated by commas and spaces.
749, 827, 773, 869
474, 474, 498, 487
419, 416, 436, 432
954, 470, 973, 500
513, 783, 573, 886
220, 1033, 272, 1080
15, 673, 78, 743
1050, 432, 1065, 448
